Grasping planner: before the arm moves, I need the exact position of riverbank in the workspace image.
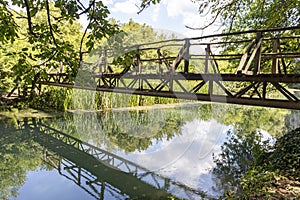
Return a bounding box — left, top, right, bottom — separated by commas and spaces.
0, 107, 63, 120
66, 101, 204, 113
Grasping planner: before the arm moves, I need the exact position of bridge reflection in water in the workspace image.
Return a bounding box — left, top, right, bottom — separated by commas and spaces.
19, 118, 205, 200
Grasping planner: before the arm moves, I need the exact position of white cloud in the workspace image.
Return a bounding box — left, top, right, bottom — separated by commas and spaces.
162, 0, 199, 23
106, 0, 221, 38
112, 0, 139, 14
160, 0, 221, 37
134, 119, 228, 198
102, 0, 113, 5
152, 4, 161, 22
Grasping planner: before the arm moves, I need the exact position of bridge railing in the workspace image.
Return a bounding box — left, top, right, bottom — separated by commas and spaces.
37, 26, 300, 109
80, 26, 299, 77
42, 26, 299, 78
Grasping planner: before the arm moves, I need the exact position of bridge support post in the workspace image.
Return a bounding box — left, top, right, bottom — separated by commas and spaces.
184, 39, 190, 73
253, 32, 262, 75
137, 48, 143, 90
99, 50, 107, 74
272, 38, 280, 74
157, 49, 163, 74
208, 80, 213, 95
205, 44, 210, 73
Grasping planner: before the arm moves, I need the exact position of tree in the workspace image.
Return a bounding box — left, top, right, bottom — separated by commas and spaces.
192, 0, 300, 31
138, 0, 299, 31
0, 0, 119, 96
212, 127, 300, 198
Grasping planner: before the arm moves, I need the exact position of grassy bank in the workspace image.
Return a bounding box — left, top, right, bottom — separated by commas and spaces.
27, 86, 189, 111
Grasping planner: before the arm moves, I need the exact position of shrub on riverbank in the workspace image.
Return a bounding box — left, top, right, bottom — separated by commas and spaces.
266, 128, 300, 179
214, 128, 300, 199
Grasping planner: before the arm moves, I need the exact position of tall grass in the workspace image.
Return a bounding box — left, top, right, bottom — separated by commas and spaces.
31, 86, 183, 111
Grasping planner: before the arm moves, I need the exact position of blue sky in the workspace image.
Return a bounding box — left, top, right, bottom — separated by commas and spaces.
9, 0, 220, 38
100, 0, 221, 38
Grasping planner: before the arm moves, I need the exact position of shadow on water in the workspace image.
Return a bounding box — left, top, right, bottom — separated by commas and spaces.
11, 118, 206, 200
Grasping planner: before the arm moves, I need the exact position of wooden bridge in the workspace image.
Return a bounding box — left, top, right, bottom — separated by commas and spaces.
20, 119, 206, 199
37, 26, 300, 109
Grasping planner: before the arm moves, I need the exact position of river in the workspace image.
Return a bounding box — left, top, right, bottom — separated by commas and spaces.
0, 103, 299, 199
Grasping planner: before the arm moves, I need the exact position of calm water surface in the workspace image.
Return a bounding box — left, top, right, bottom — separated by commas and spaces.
1, 103, 299, 199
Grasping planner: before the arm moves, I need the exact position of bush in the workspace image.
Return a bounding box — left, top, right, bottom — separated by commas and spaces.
30, 87, 72, 111
266, 128, 300, 180
213, 128, 300, 199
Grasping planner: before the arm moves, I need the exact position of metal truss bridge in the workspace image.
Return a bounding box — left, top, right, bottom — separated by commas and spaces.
37, 26, 300, 109
19, 119, 206, 199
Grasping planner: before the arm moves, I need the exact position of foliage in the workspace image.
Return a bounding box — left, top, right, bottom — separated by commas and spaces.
90, 19, 178, 72
192, 0, 300, 31
138, 0, 161, 14
138, 0, 299, 30
94, 92, 180, 110
30, 86, 72, 111
239, 168, 300, 199
212, 130, 271, 193
30, 86, 181, 112
199, 104, 289, 137
0, 0, 118, 96
24, 19, 183, 111
0, 117, 42, 199
213, 127, 300, 198
266, 127, 300, 180
192, 0, 300, 74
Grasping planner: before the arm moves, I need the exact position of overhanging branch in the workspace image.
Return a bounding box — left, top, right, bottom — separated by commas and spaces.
23, 0, 34, 35
45, 0, 58, 47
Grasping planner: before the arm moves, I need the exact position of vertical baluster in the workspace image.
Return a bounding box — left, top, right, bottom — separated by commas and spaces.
205, 44, 210, 73
272, 38, 279, 74
184, 39, 190, 73
208, 80, 213, 95
157, 48, 162, 74
136, 48, 143, 90
254, 31, 262, 75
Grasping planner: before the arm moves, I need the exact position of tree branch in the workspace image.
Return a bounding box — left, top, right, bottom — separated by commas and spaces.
35, 51, 58, 68
77, 0, 96, 15
45, 0, 58, 47
185, 0, 237, 31
137, 0, 157, 14
23, 0, 34, 35
79, 1, 95, 63
185, 8, 222, 30
228, 1, 242, 32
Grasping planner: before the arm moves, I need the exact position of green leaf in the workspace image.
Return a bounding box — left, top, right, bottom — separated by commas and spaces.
30, 7, 38, 17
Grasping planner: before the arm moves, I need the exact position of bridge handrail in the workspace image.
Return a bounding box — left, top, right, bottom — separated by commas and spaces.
93, 26, 300, 74
103, 26, 300, 53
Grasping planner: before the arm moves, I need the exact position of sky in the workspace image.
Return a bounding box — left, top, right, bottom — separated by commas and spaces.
100, 0, 221, 38
10, 0, 220, 38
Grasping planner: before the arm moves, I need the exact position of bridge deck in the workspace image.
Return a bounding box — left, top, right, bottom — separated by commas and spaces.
39, 73, 300, 109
